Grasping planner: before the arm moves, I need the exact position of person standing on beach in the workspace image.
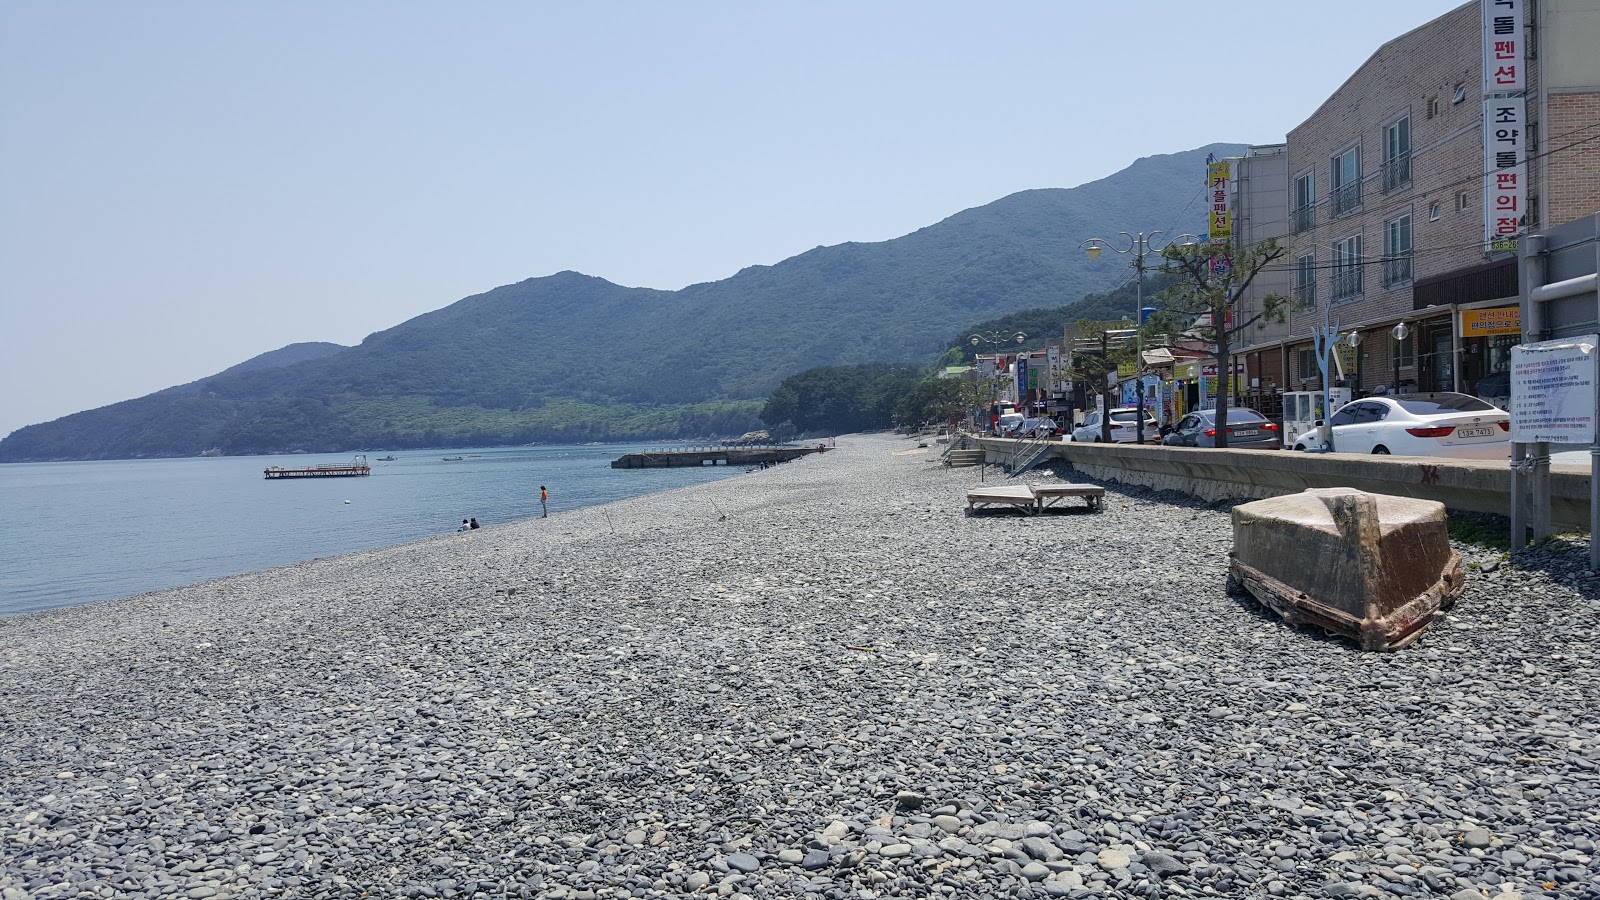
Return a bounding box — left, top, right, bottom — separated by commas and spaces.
540, 485, 548, 518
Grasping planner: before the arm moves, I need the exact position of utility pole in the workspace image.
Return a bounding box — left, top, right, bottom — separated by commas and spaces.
1100, 331, 1112, 443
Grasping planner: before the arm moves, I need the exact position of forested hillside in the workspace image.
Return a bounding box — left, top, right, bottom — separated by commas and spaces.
0, 142, 1244, 460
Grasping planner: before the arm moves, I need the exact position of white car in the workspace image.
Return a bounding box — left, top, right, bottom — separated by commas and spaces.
1291, 393, 1510, 458
1072, 407, 1160, 443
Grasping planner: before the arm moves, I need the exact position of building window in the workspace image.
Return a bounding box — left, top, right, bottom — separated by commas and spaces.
1382, 117, 1411, 192
1332, 235, 1363, 300
1331, 146, 1362, 217
1429, 202, 1442, 221
1393, 331, 1414, 368
1294, 252, 1317, 308
1292, 171, 1316, 234
1384, 214, 1413, 286
1452, 83, 1467, 104
1457, 190, 1471, 212
1427, 96, 1440, 118
1297, 347, 1318, 381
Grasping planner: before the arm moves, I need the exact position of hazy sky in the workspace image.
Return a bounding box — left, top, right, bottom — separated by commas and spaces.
0, 0, 1467, 439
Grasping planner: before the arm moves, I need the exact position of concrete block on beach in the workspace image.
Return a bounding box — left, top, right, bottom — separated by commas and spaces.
0, 434, 1594, 899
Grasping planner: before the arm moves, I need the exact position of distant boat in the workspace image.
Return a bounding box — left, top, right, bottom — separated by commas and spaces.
377, 455, 397, 461
442, 456, 465, 461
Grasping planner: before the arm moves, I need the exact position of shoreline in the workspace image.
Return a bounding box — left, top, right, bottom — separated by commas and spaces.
2, 433, 1596, 898
0, 442, 747, 621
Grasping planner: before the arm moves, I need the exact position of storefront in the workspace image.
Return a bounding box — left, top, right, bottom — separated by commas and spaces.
1456, 304, 1520, 406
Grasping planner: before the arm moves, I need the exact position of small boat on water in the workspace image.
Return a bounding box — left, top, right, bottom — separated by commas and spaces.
377, 455, 397, 461
264, 454, 371, 480
442, 456, 465, 461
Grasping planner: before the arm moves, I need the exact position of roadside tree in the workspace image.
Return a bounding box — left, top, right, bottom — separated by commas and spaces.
1155, 239, 1287, 448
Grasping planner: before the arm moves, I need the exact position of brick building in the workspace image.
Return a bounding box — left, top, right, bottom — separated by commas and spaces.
1229, 0, 1600, 408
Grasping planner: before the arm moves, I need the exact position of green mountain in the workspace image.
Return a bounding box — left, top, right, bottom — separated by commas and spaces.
0, 142, 1245, 461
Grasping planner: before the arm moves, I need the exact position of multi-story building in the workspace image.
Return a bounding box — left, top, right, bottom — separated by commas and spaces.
1223, 144, 1291, 412
1230, 0, 1600, 409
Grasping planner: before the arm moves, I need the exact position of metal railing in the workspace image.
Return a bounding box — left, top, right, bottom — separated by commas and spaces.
1294, 280, 1317, 309
1381, 153, 1412, 193
1291, 203, 1316, 235
1331, 268, 1364, 300
1382, 253, 1413, 286
1331, 181, 1363, 217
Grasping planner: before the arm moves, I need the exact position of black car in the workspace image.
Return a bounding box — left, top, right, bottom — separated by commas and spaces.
1161, 407, 1281, 449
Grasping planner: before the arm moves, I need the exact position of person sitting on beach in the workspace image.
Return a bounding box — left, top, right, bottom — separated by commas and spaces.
457, 518, 471, 532
469, 517, 480, 529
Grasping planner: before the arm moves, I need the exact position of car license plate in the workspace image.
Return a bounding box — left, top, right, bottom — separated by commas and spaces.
1456, 426, 1494, 438
1234, 429, 1259, 436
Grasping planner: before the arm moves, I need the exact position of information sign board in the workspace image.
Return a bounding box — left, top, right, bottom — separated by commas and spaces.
1510, 336, 1598, 444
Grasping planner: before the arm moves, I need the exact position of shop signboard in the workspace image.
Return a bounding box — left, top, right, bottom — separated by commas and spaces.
1200, 363, 1246, 404
1483, 95, 1527, 252
1482, 0, 1524, 94
1510, 336, 1598, 444
1207, 161, 1232, 241
1461, 306, 1521, 337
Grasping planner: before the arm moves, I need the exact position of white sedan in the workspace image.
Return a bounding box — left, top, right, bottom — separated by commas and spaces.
1071, 407, 1160, 443
1291, 392, 1510, 458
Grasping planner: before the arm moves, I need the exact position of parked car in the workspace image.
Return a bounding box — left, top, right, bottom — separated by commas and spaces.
1290, 392, 1510, 458
1161, 407, 1282, 449
1005, 416, 1058, 438
1072, 407, 1160, 443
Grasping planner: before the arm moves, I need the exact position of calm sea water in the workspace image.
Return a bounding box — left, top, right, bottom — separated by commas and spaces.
0, 444, 743, 618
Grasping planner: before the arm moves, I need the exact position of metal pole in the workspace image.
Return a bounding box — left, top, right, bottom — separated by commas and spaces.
1135, 238, 1146, 444
1520, 235, 1552, 544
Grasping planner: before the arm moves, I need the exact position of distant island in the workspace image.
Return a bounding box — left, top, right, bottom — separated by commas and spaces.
0, 143, 1244, 462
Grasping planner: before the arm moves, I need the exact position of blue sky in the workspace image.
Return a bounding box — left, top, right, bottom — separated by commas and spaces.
0, 0, 1467, 438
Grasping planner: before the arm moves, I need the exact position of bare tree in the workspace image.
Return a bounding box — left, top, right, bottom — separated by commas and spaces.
1155, 238, 1288, 448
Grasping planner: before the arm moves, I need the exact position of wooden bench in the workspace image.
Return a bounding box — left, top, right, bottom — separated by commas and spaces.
965, 483, 1105, 515
1033, 483, 1105, 511
965, 485, 1041, 514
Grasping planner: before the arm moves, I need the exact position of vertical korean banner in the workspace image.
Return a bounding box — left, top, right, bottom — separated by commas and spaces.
1483, 96, 1526, 252
1482, 0, 1524, 93
1482, 0, 1526, 253
1207, 161, 1232, 242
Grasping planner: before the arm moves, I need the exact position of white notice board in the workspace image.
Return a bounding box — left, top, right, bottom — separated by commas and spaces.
1510, 336, 1599, 444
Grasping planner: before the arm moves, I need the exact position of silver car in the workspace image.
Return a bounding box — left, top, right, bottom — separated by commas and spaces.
1161, 408, 1282, 449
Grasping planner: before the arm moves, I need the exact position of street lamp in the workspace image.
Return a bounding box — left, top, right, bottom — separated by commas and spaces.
970, 331, 1026, 431
1080, 232, 1192, 443
1390, 322, 1410, 395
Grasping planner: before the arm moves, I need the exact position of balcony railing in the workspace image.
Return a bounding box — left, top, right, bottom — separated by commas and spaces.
1383, 252, 1413, 286
1294, 280, 1316, 309
1331, 181, 1363, 217
1331, 267, 1364, 300
1381, 152, 1412, 193
1291, 203, 1316, 235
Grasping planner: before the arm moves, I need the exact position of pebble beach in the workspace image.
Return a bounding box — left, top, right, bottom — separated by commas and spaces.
1, 433, 1596, 900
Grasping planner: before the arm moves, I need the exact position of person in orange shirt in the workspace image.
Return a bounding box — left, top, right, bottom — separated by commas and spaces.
540, 485, 548, 518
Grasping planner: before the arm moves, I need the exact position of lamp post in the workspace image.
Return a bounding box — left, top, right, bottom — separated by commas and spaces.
1080, 233, 1177, 444
1390, 321, 1410, 395
970, 331, 1026, 432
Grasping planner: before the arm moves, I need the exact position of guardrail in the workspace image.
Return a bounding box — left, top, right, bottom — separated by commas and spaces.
969, 438, 1590, 530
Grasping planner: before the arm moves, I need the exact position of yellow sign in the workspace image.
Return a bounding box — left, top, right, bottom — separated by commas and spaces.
1334, 341, 1357, 376
1207, 161, 1232, 241
1461, 306, 1521, 337
1117, 363, 1137, 377
1175, 362, 1199, 380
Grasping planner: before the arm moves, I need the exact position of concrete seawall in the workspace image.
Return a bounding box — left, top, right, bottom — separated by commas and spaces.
974, 438, 1593, 531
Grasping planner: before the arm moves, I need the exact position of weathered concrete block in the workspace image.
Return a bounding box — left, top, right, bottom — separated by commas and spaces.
1229, 488, 1466, 651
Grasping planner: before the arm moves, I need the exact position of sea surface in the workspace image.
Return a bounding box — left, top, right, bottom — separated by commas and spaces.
0, 444, 744, 618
